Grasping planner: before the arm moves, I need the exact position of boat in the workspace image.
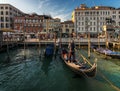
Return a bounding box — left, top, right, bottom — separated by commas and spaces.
44, 44, 54, 57
61, 49, 97, 77
92, 47, 120, 59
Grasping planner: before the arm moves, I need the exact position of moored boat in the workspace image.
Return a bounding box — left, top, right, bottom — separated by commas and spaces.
92, 47, 120, 59
44, 44, 54, 57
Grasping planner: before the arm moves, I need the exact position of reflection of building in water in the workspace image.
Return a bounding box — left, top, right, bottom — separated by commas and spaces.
41, 57, 52, 75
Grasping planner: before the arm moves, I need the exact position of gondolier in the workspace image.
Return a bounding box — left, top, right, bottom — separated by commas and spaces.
68, 40, 75, 62
61, 48, 97, 77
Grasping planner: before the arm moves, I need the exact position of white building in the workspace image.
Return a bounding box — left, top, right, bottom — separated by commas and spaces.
72, 4, 120, 37
0, 4, 24, 29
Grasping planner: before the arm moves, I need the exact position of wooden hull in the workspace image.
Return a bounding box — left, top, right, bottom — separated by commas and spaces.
61, 55, 97, 78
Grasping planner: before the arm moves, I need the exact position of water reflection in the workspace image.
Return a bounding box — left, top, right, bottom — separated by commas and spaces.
41, 56, 52, 76
0, 47, 120, 91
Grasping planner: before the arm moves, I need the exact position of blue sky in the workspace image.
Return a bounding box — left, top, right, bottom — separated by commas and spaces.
0, 0, 120, 21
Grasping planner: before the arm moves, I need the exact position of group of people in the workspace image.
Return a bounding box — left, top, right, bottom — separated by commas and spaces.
62, 40, 75, 62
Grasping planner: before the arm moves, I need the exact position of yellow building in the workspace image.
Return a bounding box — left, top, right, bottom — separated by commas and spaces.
72, 11, 75, 22
61, 20, 74, 37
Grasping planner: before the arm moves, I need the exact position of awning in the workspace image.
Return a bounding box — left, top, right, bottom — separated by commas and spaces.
38, 32, 47, 34
0, 28, 15, 32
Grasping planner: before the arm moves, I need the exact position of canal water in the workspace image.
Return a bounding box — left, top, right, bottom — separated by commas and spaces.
0, 47, 120, 91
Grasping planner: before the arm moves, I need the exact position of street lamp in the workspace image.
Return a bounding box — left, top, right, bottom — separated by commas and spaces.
85, 17, 91, 58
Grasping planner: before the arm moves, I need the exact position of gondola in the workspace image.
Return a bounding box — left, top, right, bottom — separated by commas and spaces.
92, 47, 120, 59
44, 43, 54, 57
61, 49, 97, 78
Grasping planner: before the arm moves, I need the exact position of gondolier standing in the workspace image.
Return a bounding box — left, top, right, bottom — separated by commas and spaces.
68, 40, 75, 62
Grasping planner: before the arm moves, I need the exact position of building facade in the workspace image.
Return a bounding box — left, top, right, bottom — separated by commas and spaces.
14, 13, 44, 34
43, 17, 61, 33
14, 13, 61, 38
0, 4, 24, 29
61, 20, 74, 37
72, 4, 120, 37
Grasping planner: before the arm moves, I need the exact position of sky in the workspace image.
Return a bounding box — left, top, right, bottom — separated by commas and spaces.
0, 0, 120, 21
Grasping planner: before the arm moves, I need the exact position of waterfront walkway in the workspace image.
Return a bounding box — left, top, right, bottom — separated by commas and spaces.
23, 38, 106, 45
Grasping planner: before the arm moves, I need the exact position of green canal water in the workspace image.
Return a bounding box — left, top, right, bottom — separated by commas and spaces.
0, 47, 120, 91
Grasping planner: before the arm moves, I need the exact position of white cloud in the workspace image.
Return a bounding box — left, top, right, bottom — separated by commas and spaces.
38, 0, 72, 21
0, 0, 72, 21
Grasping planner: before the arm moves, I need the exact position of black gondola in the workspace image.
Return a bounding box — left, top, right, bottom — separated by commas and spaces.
61, 49, 97, 78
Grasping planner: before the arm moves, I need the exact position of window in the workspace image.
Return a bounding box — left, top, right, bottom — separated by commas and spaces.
29, 19, 31, 23
6, 17, 9, 22
82, 22, 84, 25
10, 12, 12, 15
90, 12, 92, 15
6, 23, 9, 28
10, 7, 12, 10
97, 12, 99, 15
85, 12, 89, 15
113, 11, 116, 14
66, 29, 69, 33
1, 17, 4, 22
112, 15, 116, 19
90, 27, 92, 30
5, 7, 8, 9
1, 23, 4, 28
65, 24, 68, 27
90, 22, 92, 26
1, 7, 3, 9
6, 11, 9, 15
33, 20, 35, 23
1, 11, 3, 15
119, 22, 120, 26
90, 17, 92, 20
93, 12, 95, 15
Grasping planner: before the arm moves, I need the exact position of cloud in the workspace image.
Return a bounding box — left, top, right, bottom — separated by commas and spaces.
0, 0, 72, 21
38, 0, 72, 21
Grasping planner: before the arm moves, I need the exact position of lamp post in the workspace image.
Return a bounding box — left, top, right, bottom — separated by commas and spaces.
23, 19, 26, 59
97, 17, 100, 49
85, 17, 91, 58
75, 18, 78, 38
